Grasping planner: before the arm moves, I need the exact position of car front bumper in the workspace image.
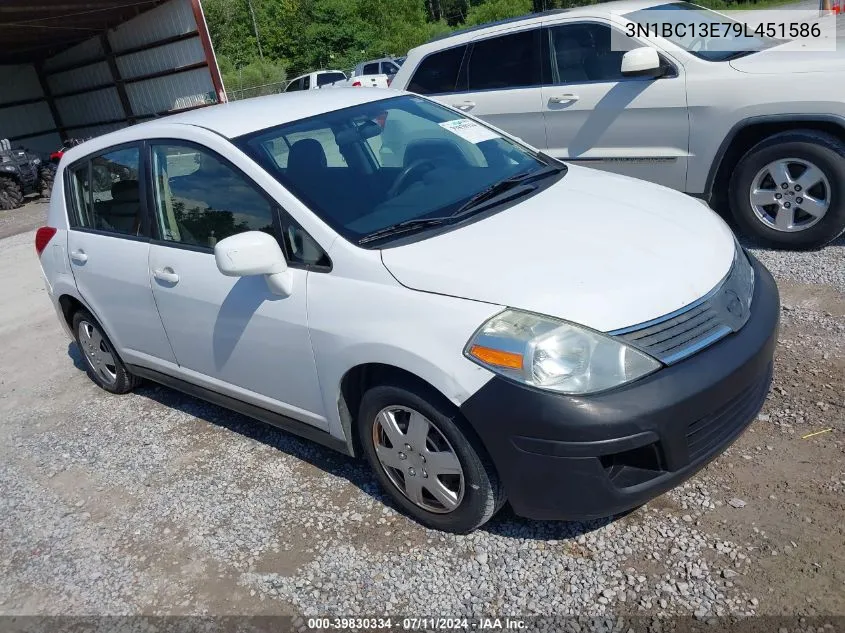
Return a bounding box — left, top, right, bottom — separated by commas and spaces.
459, 253, 779, 521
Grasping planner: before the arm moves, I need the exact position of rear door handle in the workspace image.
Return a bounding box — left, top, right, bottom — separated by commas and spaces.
70, 249, 88, 264
452, 100, 476, 111
549, 94, 579, 104
153, 268, 179, 284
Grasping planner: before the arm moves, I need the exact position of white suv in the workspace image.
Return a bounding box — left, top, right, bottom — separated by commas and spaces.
37, 89, 778, 533
391, 0, 845, 249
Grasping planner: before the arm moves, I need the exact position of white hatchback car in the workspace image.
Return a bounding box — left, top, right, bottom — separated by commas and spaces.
37, 89, 779, 533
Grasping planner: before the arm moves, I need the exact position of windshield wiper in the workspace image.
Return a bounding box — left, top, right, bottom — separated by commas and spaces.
357, 217, 454, 245
451, 164, 563, 216
358, 165, 562, 246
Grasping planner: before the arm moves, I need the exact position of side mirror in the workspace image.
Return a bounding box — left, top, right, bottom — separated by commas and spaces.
621, 47, 662, 77
214, 231, 293, 296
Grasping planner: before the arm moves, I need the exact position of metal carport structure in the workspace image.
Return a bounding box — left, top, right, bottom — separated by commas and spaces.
0, 0, 227, 155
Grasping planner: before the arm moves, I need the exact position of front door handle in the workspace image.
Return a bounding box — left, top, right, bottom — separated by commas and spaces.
452, 100, 476, 111
70, 249, 88, 264
153, 267, 179, 284
549, 94, 579, 104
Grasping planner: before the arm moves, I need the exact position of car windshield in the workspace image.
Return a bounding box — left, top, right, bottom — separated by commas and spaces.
236, 95, 561, 246
624, 2, 778, 61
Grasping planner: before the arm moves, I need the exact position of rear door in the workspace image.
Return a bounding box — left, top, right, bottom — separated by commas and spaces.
539, 18, 690, 189
64, 143, 176, 366
454, 27, 548, 149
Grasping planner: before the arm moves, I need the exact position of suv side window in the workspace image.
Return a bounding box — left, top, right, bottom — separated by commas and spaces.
149, 143, 328, 267
383, 62, 399, 75
467, 29, 541, 91
302, 75, 311, 90
545, 22, 636, 84
67, 145, 145, 236
407, 45, 467, 95
363, 62, 380, 75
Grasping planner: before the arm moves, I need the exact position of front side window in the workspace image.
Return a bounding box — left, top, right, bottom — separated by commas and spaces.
407, 45, 467, 95
383, 62, 400, 75
237, 95, 564, 246
546, 22, 636, 84
467, 29, 541, 91
150, 144, 274, 249
285, 78, 302, 92
624, 2, 775, 61
68, 146, 144, 236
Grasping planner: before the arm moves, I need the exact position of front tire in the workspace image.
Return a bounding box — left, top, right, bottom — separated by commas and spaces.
358, 382, 505, 533
729, 130, 845, 249
72, 310, 139, 394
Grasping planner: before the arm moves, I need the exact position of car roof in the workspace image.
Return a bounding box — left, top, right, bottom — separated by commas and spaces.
60, 89, 406, 163
424, 0, 668, 45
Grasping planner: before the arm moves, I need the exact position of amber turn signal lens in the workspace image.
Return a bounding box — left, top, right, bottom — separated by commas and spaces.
469, 345, 523, 370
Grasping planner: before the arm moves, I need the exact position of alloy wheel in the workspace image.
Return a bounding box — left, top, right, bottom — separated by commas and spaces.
78, 320, 118, 386
371, 405, 465, 514
749, 158, 831, 232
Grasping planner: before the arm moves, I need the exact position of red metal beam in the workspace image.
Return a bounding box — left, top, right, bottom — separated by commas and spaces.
190, 0, 227, 103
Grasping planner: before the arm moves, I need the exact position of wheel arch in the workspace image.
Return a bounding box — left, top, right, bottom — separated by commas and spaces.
706, 114, 845, 212
338, 362, 491, 460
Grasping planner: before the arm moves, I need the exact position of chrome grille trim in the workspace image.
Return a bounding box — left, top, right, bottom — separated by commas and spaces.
611, 248, 754, 365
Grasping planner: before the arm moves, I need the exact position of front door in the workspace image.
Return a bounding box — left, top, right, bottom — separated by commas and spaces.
146, 141, 327, 429
540, 19, 690, 190
64, 144, 176, 366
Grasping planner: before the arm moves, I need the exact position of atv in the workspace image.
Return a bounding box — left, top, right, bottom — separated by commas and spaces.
0, 139, 42, 210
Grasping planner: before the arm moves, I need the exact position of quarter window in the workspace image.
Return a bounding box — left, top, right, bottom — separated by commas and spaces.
546, 22, 635, 84
407, 45, 467, 95
467, 30, 541, 91
67, 146, 144, 236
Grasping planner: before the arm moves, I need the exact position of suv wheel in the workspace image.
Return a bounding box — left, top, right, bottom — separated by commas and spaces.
729, 130, 845, 249
72, 309, 139, 394
358, 382, 505, 533
0, 176, 23, 210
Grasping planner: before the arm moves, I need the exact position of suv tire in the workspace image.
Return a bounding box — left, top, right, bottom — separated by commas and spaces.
358, 381, 505, 533
0, 176, 23, 210
729, 130, 845, 249
72, 309, 140, 394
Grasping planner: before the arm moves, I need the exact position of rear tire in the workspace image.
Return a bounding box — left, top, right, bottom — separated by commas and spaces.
0, 176, 23, 210
729, 130, 845, 249
358, 381, 505, 533
72, 309, 140, 394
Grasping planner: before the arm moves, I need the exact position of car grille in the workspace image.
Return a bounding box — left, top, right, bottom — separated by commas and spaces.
686, 363, 772, 462
612, 249, 754, 365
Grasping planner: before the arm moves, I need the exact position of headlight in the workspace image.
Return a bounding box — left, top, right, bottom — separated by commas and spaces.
464, 309, 662, 395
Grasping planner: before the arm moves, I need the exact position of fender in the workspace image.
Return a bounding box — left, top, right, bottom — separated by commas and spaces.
704, 113, 845, 198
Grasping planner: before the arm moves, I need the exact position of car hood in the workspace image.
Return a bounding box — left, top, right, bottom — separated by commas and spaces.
729, 47, 845, 74
380, 166, 736, 333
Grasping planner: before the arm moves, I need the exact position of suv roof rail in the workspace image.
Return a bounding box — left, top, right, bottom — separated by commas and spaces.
427, 9, 570, 43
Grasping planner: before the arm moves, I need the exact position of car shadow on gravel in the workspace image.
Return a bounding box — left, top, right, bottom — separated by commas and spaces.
68, 341, 625, 541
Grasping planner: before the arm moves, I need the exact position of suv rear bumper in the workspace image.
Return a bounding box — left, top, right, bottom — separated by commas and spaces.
459, 254, 779, 521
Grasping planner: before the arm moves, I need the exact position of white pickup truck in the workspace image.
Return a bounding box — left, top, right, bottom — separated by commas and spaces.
324, 74, 391, 89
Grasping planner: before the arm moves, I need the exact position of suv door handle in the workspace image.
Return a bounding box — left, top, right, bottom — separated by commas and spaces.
70, 249, 88, 264
549, 94, 579, 104
153, 268, 179, 284
452, 100, 476, 111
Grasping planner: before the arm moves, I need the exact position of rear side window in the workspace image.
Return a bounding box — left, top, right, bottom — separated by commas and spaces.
467, 29, 542, 91
363, 63, 380, 75
303, 75, 311, 89
317, 72, 346, 86
67, 146, 144, 236
407, 45, 467, 95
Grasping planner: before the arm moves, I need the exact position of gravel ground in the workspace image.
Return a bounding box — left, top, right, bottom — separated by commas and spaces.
0, 202, 843, 624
